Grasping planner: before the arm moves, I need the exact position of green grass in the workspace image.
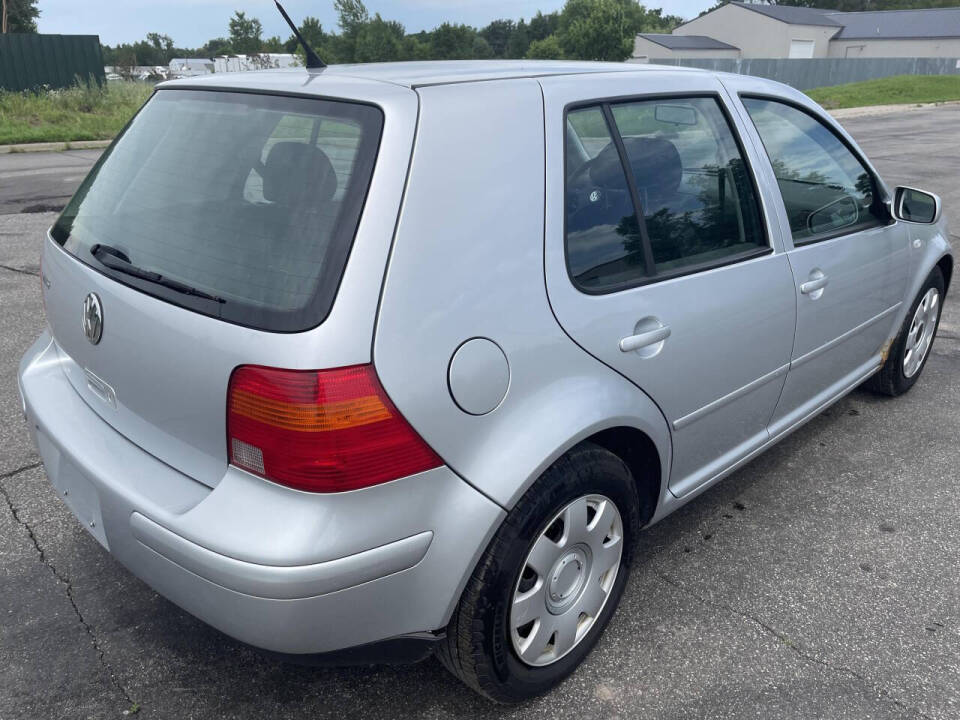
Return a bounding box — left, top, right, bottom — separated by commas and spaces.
806, 74, 960, 110
0, 81, 154, 145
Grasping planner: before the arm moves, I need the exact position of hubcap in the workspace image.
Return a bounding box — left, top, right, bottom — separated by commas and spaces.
510, 494, 624, 667
546, 546, 590, 613
903, 287, 940, 378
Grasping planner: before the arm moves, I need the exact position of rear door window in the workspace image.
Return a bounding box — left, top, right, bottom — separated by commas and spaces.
52, 89, 383, 332
564, 96, 767, 292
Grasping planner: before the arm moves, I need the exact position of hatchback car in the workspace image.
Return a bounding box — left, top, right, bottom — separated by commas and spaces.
18, 61, 951, 702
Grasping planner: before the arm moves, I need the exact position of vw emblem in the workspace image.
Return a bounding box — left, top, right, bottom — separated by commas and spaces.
82, 293, 103, 345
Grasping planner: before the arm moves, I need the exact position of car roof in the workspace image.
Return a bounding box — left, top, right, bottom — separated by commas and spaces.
161, 59, 706, 92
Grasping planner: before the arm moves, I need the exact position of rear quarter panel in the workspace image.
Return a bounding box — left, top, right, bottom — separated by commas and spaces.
374, 78, 672, 510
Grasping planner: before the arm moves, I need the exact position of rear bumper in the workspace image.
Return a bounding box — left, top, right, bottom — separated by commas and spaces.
18, 331, 504, 655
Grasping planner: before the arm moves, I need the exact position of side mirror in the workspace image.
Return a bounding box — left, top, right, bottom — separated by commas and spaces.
894, 186, 941, 224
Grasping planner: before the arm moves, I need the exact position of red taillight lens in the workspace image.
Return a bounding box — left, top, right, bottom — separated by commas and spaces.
227, 364, 442, 492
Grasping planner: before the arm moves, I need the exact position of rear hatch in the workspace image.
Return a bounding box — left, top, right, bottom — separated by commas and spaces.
41, 85, 399, 488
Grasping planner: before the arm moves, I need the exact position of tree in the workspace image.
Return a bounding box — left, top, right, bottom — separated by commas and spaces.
400, 34, 431, 60
115, 47, 138, 79
103, 41, 191, 66
528, 11, 560, 42
557, 0, 634, 61
286, 17, 338, 62
297, 17, 325, 50
472, 36, 495, 58
146, 32, 174, 61
101, 33, 193, 68
262, 36, 284, 52
479, 19, 515, 57
526, 35, 565, 59
203, 37, 234, 56
355, 13, 405, 62
430, 23, 478, 60
260, 35, 285, 52
335, 0, 370, 33
504, 19, 530, 58
4, 0, 40, 32
333, 0, 370, 62
228, 10, 262, 54
623, 3, 682, 34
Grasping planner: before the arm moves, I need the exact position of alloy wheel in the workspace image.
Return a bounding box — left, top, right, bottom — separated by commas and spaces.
903, 287, 940, 378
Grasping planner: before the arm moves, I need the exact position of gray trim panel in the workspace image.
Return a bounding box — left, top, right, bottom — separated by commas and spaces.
791, 302, 901, 369
673, 363, 789, 431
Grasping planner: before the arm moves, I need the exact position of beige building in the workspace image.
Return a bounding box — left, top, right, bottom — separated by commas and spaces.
633, 3, 960, 60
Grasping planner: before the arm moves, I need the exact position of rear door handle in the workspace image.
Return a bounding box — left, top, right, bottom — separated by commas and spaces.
619, 325, 671, 353
800, 273, 829, 295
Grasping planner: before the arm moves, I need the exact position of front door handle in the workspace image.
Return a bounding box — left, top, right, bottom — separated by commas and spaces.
800, 271, 829, 296
619, 325, 671, 353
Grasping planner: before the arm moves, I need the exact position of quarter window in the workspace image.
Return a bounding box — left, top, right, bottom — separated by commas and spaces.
565, 97, 767, 292
741, 97, 885, 244
565, 106, 650, 289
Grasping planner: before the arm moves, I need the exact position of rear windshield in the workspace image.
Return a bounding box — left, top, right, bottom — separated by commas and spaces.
52, 89, 383, 332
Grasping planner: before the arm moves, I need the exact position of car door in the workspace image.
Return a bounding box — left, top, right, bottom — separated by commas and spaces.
541, 72, 797, 498
732, 90, 910, 434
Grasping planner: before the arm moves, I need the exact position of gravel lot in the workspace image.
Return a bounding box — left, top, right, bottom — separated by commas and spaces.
1, 105, 958, 720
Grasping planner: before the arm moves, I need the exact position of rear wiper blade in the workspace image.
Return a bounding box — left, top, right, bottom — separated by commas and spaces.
90, 244, 226, 304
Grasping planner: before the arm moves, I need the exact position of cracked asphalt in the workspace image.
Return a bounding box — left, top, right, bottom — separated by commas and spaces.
1, 105, 959, 719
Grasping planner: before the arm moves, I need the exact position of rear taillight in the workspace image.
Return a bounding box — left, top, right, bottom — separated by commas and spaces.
227, 364, 442, 492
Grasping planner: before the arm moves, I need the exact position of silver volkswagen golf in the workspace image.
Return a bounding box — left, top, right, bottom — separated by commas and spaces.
18, 61, 952, 702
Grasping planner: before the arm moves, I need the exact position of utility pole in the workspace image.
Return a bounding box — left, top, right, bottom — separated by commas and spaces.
2, 0, 8, 34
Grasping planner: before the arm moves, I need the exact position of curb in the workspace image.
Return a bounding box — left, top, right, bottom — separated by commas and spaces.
829, 100, 960, 119
0, 139, 112, 154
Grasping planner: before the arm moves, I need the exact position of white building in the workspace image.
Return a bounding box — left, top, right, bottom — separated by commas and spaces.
164, 54, 299, 79
213, 54, 299, 73
633, 3, 960, 60
168, 58, 215, 77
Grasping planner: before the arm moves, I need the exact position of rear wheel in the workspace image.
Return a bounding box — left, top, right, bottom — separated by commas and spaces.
437, 443, 639, 703
869, 266, 944, 396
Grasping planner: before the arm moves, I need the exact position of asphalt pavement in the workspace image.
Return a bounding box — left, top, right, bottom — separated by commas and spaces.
0, 105, 958, 719
0, 149, 101, 215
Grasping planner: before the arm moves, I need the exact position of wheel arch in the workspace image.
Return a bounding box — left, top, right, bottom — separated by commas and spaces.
937, 253, 953, 294
581, 426, 662, 527
486, 368, 674, 514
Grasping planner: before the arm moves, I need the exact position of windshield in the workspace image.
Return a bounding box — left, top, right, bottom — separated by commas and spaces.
52, 89, 383, 332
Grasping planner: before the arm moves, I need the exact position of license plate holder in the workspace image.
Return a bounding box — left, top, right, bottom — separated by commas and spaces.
36, 430, 109, 550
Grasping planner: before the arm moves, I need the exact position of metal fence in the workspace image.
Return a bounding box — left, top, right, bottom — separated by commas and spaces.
0, 34, 104, 91
648, 57, 960, 90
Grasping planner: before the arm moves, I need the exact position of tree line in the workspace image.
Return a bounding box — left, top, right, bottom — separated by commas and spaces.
100, 0, 683, 67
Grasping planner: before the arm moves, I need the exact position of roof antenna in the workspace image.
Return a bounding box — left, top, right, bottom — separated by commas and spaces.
274, 0, 326, 69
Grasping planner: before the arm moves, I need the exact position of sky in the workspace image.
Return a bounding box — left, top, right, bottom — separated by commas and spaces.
36, 0, 716, 48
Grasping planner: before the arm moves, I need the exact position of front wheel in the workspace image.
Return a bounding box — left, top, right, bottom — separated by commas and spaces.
869, 266, 944, 396
437, 443, 639, 703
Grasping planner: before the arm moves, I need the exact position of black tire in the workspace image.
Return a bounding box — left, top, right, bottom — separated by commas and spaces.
437, 442, 640, 703
867, 266, 945, 397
